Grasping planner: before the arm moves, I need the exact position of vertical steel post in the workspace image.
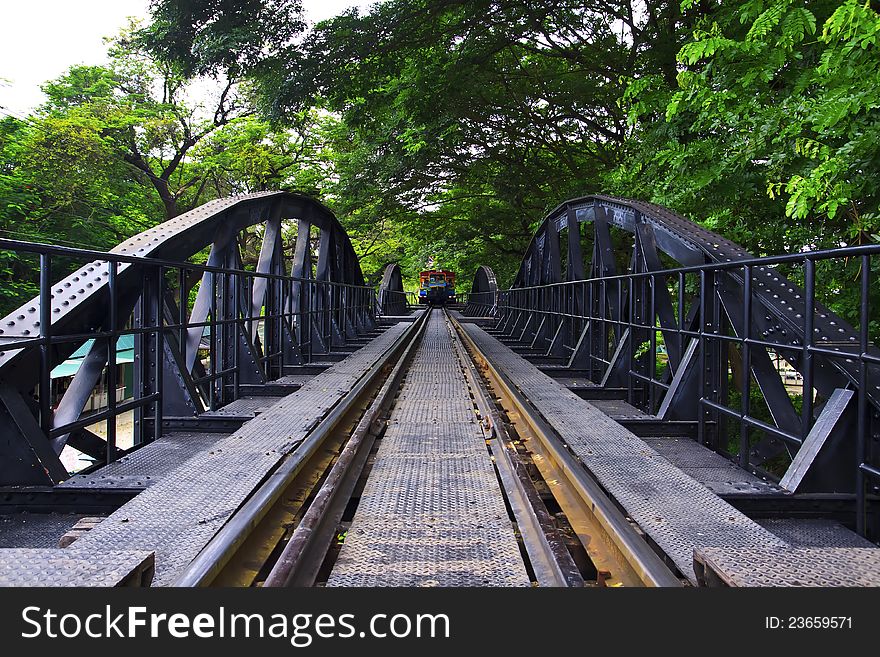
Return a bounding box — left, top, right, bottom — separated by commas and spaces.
802, 258, 815, 438
233, 271, 241, 399
209, 272, 217, 410
740, 265, 752, 468
857, 254, 869, 535
649, 272, 657, 412
154, 266, 164, 442
178, 267, 187, 367
677, 271, 684, 379
698, 269, 708, 446
107, 260, 118, 463
627, 275, 635, 404
38, 253, 52, 438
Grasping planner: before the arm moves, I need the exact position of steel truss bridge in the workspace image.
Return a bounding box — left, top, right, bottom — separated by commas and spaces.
0, 192, 878, 587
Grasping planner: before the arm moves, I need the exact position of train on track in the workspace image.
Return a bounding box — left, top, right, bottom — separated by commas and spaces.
417, 269, 456, 305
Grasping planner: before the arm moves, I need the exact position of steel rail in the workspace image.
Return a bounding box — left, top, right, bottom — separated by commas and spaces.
446, 310, 583, 587
172, 310, 428, 587
262, 309, 431, 587
450, 314, 683, 587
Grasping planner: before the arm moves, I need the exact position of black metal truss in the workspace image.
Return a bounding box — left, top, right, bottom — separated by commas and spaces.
461, 266, 498, 317
0, 192, 376, 486
484, 195, 880, 531
377, 264, 408, 316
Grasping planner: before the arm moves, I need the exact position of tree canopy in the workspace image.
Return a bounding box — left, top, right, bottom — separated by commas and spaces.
2, 0, 879, 303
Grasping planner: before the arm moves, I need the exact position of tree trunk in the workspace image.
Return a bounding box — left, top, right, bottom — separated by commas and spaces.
151, 176, 180, 219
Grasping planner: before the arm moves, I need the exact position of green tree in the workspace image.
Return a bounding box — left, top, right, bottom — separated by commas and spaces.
192, 111, 334, 197
616, 0, 880, 254
0, 109, 159, 312
257, 1, 693, 284
40, 24, 256, 220
141, 0, 305, 77
0, 20, 326, 312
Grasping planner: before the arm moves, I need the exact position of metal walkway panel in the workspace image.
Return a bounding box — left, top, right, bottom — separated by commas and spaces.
329, 312, 529, 587
327, 524, 527, 587
203, 395, 279, 417
59, 432, 229, 490
756, 519, 877, 548
588, 399, 650, 419
379, 314, 420, 323
0, 514, 87, 548
0, 548, 154, 586
397, 381, 472, 398
389, 405, 476, 424
461, 323, 786, 583
643, 437, 740, 468
695, 546, 880, 586
552, 376, 598, 389
356, 456, 512, 523
406, 364, 465, 374
380, 424, 489, 456
643, 437, 780, 496
671, 468, 779, 496
65, 323, 410, 586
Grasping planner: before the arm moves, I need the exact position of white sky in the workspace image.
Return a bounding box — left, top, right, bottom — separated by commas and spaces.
0, 0, 371, 116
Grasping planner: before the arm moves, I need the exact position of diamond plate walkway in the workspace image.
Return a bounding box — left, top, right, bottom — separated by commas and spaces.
695, 547, 880, 586
460, 322, 788, 584
63, 322, 412, 586
328, 311, 530, 586
0, 549, 154, 587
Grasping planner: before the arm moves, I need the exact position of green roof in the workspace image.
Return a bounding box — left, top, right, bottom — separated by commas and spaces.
51, 336, 135, 379
69, 334, 135, 358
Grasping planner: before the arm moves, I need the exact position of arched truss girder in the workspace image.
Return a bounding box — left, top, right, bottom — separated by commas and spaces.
377, 264, 407, 316
0, 191, 375, 485
462, 266, 498, 317
498, 195, 880, 494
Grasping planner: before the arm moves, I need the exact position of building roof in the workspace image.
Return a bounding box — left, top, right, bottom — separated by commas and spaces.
51, 335, 135, 379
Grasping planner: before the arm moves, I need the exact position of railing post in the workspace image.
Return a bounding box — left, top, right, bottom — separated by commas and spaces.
38, 253, 52, 439
740, 265, 752, 468
698, 269, 708, 446
233, 270, 241, 398
857, 254, 869, 535
802, 258, 815, 439
627, 274, 635, 404
649, 272, 657, 413
107, 260, 118, 464
154, 265, 164, 442
209, 271, 217, 410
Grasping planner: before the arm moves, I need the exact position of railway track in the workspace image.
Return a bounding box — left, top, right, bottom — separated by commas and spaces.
169, 308, 682, 588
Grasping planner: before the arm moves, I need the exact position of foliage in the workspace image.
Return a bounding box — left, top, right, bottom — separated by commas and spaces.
616, 0, 880, 255
140, 0, 306, 77
4, 0, 880, 307
250, 0, 695, 285
0, 21, 325, 313
0, 108, 159, 311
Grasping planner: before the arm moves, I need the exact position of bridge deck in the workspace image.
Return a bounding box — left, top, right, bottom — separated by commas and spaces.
643, 437, 780, 496
58, 321, 411, 586
3, 309, 876, 586
328, 311, 530, 587
460, 322, 788, 583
